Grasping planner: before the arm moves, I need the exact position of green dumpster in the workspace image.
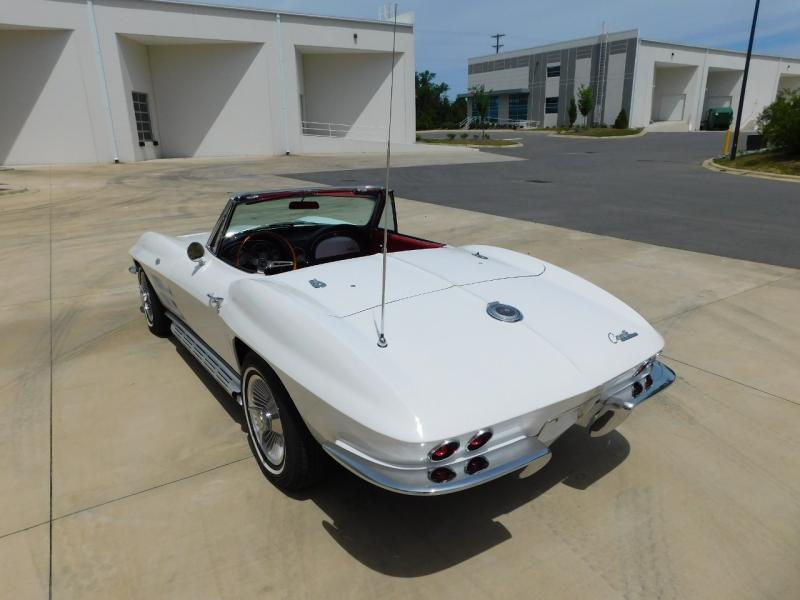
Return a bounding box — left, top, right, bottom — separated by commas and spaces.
706, 107, 734, 130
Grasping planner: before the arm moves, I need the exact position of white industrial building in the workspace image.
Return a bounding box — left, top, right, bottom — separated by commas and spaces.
0, 0, 416, 166
466, 29, 800, 131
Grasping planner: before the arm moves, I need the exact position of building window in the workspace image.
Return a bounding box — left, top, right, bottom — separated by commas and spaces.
132, 91, 154, 145
545, 96, 559, 114
508, 94, 529, 121
547, 64, 560, 78
487, 96, 499, 120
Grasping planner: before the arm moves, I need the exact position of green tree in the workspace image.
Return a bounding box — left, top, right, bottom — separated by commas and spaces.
450, 96, 468, 125
415, 71, 467, 130
758, 88, 800, 154
577, 84, 593, 127
470, 84, 492, 138
568, 98, 578, 127
415, 70, 450, 130
614, 108, 629, 129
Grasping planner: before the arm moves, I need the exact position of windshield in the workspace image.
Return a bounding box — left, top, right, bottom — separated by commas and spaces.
225, 194, 379, 237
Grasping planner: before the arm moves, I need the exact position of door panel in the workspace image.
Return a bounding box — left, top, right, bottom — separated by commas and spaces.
154, 247, 239, 368
171, 256, 238, 367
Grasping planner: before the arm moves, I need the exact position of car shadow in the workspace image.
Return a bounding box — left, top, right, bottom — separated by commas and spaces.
303, 426, 630, 577
168, 339, 629, 576
168, 338, 247, 432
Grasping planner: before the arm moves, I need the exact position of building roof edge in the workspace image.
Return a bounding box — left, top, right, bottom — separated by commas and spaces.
136, 0, 414, 28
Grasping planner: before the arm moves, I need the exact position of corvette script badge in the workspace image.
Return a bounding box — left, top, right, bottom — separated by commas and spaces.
608, 330, 638, 343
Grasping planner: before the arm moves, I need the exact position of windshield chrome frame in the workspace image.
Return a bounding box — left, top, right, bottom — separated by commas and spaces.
206, 187, 391, 258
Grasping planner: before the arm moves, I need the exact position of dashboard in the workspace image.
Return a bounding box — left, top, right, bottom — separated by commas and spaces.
217, 224, 370, 274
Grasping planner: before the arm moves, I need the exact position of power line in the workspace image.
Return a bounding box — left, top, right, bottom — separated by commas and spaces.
491, 33, 505, 53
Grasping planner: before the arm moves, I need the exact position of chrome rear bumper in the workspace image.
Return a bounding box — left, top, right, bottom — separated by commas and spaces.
324, 360, 674, 496
323, 436, 551, 496
583, 360, 675, 437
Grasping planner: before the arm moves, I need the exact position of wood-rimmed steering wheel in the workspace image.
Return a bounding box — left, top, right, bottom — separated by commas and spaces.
235, 230, 297, 272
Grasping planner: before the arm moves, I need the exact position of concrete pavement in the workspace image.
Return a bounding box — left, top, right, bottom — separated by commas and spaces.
0, 152, 798, 599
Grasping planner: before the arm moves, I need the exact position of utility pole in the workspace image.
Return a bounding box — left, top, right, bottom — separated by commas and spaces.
491, 33, 505, 54
730, 0, 760, 160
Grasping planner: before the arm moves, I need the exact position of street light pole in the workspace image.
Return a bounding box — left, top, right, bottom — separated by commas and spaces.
730, 0, 760, 160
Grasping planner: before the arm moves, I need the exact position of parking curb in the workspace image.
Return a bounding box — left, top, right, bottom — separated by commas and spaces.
549, 128, 647, 139
702, 158, 800, 183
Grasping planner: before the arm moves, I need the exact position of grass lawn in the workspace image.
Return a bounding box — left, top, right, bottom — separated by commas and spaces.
713, 152, 800, 177
557, 127, 643, 137
418, 137, 519, 147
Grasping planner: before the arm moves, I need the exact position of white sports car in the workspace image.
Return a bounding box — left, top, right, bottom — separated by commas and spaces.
130, 186, 674, 495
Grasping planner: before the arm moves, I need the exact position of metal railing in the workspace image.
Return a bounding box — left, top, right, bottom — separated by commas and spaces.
459, 115, 539, 129
301, 120, 388, 142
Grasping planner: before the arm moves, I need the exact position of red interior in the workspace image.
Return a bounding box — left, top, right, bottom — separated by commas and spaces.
370, 230, 444, 253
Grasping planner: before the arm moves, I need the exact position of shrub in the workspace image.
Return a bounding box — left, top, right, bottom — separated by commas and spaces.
415, 134, 421, 141
472, 134, 479, 140
446, 132, 456, 140
614, 108, 629, 129
577, 85, 593, 125
460, 132, 468, 139
758, 89, 800, 154
568, 98, 577, 127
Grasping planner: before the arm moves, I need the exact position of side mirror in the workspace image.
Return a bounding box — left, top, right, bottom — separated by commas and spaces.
187, 241, 205, 262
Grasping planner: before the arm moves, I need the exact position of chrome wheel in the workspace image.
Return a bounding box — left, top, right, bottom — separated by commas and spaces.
138, 271, 154, 325
245, 371, 285, 471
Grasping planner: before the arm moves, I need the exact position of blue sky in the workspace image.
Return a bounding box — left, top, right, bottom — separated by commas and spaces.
207, 0, 800, 97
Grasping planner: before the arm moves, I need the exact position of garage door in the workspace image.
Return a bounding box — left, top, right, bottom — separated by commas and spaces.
657, 94, 686, 121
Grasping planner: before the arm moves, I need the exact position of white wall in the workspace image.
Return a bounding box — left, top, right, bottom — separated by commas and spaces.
302, 51, 405, 142
0, 0, 415, 164
281, 15, 416, 149
0, 28, 98, 164
603, 52, 626, 125
148, 43, 272, 158
116, 36, 160, 160
633, 41, 800, 130
467, 66, 528, 93
651, 65, 698, 122
733, 56, 788, 129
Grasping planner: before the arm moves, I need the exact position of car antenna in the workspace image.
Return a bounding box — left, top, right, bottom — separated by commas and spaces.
377, 3, 398, 349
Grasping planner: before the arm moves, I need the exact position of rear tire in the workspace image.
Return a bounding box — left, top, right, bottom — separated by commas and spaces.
241, 354, 324, 491
137, 269, 170, 337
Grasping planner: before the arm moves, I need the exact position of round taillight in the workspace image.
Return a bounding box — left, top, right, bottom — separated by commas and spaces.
429, 440, 459, 462
429, 467, 456, 483
467, 430, 492, 452
644, 374, 654, 389
465, 456, 489, 475
632, 381, 644, 397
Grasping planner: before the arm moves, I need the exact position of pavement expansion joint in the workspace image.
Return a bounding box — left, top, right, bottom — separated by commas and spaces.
662, 355, 800, 408
52, 456, 253, 523
653, 271, 800, 327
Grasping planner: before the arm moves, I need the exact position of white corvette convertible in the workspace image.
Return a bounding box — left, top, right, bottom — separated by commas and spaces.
130, 186, 674, 495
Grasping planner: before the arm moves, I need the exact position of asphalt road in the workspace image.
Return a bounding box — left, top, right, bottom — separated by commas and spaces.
287, 132, 800, 268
